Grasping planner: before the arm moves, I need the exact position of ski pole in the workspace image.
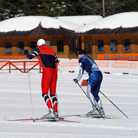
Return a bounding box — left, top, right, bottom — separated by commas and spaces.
26, 58, 34, 118
76, 82, 105, 120
100, 91, 129, 119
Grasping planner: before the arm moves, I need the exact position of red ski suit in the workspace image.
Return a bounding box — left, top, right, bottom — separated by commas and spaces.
26, 44, 58, 111
37, 45, 58, 95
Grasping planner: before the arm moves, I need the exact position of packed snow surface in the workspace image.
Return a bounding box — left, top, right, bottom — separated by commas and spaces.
0, 69, 138, 138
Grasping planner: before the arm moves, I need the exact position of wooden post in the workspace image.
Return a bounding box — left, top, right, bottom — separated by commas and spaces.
81, 35, 85, 50
117, 35, 123, 53
64, 38, 69, 58
9, 61, 11, 73
51, 36, 57, 53
92, 36, 97, 59
104, 35, 110, 53
131, 34, 137, 53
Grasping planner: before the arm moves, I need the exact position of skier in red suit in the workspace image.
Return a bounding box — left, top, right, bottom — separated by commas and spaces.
24, 39, 59, 119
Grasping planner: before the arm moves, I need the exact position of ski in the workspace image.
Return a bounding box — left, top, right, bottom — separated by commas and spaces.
34, 118, 80, 123
61, 114, 121, 119
4, 117, 80, 123
4, 117, 37, 121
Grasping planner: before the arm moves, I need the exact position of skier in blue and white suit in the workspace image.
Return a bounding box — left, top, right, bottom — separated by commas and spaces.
73, 50, 105, 115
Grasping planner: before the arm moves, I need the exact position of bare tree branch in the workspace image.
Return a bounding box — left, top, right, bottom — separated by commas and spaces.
79, 0, 102, 14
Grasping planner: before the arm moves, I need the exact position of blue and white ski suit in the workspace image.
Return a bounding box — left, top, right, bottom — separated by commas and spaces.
77, 55, 103, 107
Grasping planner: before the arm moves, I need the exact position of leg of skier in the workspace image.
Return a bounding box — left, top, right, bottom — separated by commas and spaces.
41, 68, 55, 119
86, 71, 105, 115
50, 94, 58, 117
50, 69, 58, 118
93, 79, 105, 115
86, 83, 99, 115
41, 94, 55, 119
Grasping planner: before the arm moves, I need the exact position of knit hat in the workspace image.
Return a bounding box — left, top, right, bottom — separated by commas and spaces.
77, 50, 86, 56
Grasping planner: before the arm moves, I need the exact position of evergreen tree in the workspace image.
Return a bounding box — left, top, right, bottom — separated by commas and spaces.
61, 0, 84, 16
22, 0, 40, 16
37, 0, 58, 16
0, 0, 7, 21
116, 0, 138, 13
53, 0, 67, 16
4, 0, 24, 18
1, 0, 138, 21
22, 0, 60, 17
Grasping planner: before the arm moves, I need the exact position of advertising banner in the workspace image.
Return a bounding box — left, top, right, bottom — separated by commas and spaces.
97, 53, 138, 61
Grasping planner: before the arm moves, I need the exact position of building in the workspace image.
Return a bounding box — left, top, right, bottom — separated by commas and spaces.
0, 13, 138, 60
75, 12, 138, 60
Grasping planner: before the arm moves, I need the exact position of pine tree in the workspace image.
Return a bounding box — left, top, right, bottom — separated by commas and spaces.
22, 0, 40, 15
4, 0, 24, 18
116, 0, 138, 13
1, 0, 138, 21
58, 0, 84, 16
37, 0, 57, 16
0, 0, 7, 21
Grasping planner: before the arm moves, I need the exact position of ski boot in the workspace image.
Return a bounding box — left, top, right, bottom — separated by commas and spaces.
86, 108, 99, 115
99, 107, 105, 115
40, 108, 56, 120
54, 111, 59, 118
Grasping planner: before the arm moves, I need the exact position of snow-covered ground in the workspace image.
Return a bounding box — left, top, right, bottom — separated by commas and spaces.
0, 69, 138, 138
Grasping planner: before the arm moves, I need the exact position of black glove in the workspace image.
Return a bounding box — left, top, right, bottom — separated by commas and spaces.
73, 78, 78, 83
24, 50, 29, 55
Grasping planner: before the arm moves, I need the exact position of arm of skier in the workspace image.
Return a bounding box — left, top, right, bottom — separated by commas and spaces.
25, 48, 40, 59
77, 65, 84, 81
74, 59, 84, 83
55, 54, 58, 63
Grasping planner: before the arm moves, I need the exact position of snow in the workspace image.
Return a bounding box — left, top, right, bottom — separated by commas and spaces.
75, 12, 138, 33
1, 12, 138, 33
0, 66, 138, 138
55, 15, 103, 26
0, 16, 80, 32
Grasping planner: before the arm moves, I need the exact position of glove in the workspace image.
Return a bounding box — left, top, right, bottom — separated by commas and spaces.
73, 78, 78, 83
24, 50, 28, 55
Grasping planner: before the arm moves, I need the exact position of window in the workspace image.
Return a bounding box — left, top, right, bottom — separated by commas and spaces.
30, 41, 37, 53
86, 40, 88, 53
57, 41, 64, 52
90, 40, 92, 53
5, 42, 12, 54
124, 39, 130, 52
45, 41, 50, 47
97, 40, 104, 52
110, 39, 117, 52
75, 39, 80, 52
18, 42, 24, 54
69, 39, 73, 53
